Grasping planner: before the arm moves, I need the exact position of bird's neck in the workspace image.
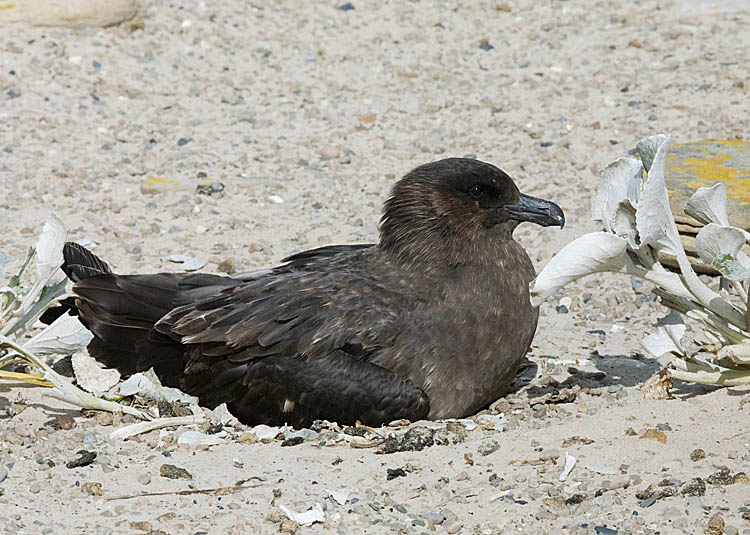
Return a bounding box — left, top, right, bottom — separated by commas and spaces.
378, 220, 522, 273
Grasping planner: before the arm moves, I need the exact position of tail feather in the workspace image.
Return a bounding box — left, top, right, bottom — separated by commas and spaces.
59, 242, 239, 387
62, 242, 112, 283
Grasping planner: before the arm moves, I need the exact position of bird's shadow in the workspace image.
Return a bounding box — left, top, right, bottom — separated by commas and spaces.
511, 352, 662, 401
512, 352, 731, 402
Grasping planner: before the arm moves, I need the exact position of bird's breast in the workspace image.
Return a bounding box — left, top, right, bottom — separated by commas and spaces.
416, 242, 538, 419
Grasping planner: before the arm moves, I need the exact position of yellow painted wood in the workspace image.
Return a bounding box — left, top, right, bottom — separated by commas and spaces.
666, 139, 750, 230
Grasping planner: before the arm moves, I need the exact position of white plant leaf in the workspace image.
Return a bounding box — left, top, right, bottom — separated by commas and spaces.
642, 324, 687, 357
591, 158, 643, 237
636, 133, 670, 173
695, 223, 750, 280
279, 504, 325, 526
634, 134, 684, 257
631, 135, 744, 327
26, 312, 93, 356
530, 232, 628, 306
2, 278, 68, 337
3, 214, 68, 336
35, 213, 67, 281
71, 351, 121, 394
118, 369, 198, 405
718, 343, 750, 366
685, 183, 729, 226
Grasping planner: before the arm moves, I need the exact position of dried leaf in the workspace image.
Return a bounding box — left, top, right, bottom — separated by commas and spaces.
118, 369, 197, 405
640, 370, 674, 400
639, 428, 667, 444
71, 351, 120, 393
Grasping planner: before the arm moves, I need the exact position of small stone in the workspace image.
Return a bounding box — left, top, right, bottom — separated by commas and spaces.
67, 450, 97, 469
129, 521, 152, 531
682, 478, 706, 496
445, 520, 463, 534
216, 259, 235, 274
279, 519, 299, 534
281, 436, 304, 447
95, 412, 113, 426
160, 464, 192, 480
690, 449, 706, 461
733, 472, 749, 484
532, 404, 547, 418
705, 513, 725, 535
81, 482, 102, 496
30, 482, 41, 493
387, 468, 407, 480
423, 512, 444, 525
539, 449, 560, 462
196, 182, 225, 196
725, 526, 738, 535
707, 467, 734, 486
177, 137, 189, 146
138, 473, 151, 485
625, 428, 637, 436
319, 145, 340, 159
336, 2, 354, 10
53, 414, 77, 430
0, 467, 7, 484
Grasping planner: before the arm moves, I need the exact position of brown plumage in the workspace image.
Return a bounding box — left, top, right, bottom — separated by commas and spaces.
61, 158, 564, 427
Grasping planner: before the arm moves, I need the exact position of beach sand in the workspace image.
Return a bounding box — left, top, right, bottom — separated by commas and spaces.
1, 1, 749, 533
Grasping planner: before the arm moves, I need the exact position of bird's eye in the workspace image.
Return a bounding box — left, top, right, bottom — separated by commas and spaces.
468, 185, 483, 199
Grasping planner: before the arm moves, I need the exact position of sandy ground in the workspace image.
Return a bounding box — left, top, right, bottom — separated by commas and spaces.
2, 0, 750, 534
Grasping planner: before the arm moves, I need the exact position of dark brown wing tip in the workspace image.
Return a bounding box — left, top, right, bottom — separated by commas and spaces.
62, 242, 112, 283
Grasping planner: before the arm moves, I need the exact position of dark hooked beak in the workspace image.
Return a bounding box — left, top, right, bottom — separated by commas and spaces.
504, 193, 565, 228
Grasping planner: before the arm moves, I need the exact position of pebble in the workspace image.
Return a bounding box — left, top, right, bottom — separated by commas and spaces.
0, 467, 7, 484
539, 449, 560, 462
138, 474, 151, 485
705, 513, 725, 535
196, 182, 225, 196
67, 450, 97, 469
423, 512, 444, 525
319, 145, 340, 159
160, 464, 193, 480
30, 482, 41, 494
